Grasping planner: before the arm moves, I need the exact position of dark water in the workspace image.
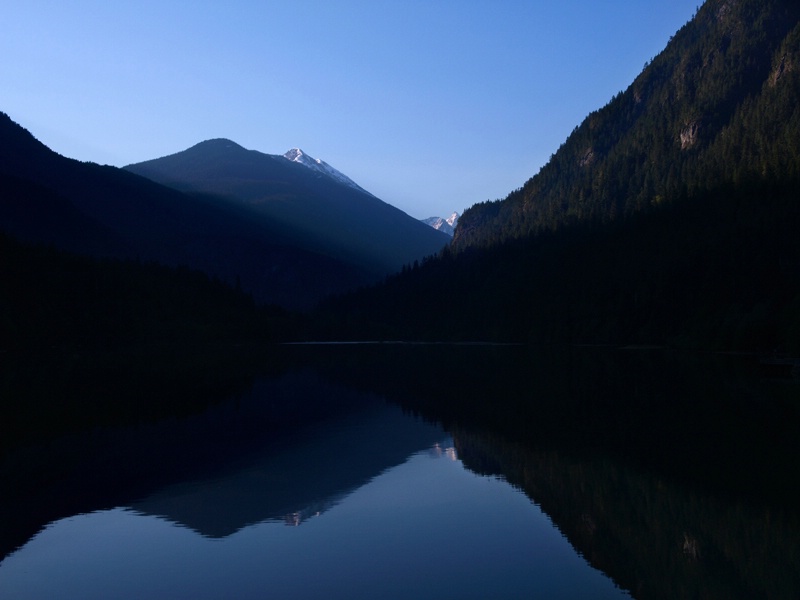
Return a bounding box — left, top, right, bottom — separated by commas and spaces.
0, 344, 798, 598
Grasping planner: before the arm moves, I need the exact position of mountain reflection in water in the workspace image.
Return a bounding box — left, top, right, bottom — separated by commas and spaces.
0, 344, 798, 599
130, 398, 445, 536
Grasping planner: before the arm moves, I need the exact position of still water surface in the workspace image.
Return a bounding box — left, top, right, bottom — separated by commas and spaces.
0, 406, 627, 599
0, 345, 797, 598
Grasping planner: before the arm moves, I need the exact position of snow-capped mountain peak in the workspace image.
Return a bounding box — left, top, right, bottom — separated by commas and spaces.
422, 212, 459, 236
283, 148, 371, 195
284, 147, 316, 167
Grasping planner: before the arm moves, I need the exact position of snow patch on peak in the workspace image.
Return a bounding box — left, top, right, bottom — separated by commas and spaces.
283, 148, 371, 195
422, 212, 459, 236
284, 148, 312, 164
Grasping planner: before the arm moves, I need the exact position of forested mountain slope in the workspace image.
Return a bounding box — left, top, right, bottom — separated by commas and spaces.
454, 0, 800, 249
321, 0, 800, 351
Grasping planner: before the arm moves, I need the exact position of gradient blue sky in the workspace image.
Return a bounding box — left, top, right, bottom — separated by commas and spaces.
2, 1, 699, 220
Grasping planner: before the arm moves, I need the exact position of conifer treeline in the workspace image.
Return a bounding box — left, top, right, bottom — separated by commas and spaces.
0, 233, 286, 350
322, 176, 800, 351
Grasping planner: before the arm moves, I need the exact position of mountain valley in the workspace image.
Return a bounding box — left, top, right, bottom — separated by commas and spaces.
2, 0, 799, 354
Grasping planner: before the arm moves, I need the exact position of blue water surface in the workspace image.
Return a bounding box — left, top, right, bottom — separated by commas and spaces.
0, 408, 628, 599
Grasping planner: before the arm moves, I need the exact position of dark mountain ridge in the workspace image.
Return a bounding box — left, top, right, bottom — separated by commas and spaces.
125, 140, 450, 277
0, 114, 387, 308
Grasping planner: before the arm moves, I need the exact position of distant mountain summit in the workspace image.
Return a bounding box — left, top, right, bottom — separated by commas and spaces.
0, 114, 373, 308
422, 212, 459, 236
125, 140, 449, 277
283, 148, 371, 195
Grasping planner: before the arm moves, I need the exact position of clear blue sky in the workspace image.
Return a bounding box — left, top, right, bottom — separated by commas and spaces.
2, 1, 699, 220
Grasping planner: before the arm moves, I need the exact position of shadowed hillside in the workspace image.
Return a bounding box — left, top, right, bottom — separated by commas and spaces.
125, 139, 450, 277
0, 113, 375, 308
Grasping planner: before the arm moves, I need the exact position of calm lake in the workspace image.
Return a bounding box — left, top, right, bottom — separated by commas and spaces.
0, 344, 798, 599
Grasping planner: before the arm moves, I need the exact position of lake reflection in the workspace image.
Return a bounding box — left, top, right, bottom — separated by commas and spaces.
1, 344, 798, 599
0, 423, 627, 599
